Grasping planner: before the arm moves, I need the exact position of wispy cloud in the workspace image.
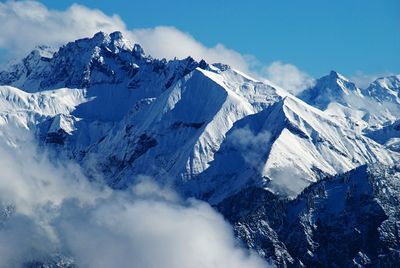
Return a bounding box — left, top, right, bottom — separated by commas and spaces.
131, 26, 254, 73
263, 61, 315, 95
0, 126, 268, 267
266, 167, 310, 197
229, 126, 271, 173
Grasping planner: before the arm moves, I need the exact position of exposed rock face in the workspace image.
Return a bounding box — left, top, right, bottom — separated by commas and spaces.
219, 164, 400, 267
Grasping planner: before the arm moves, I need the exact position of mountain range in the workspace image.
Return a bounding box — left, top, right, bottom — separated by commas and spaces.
0, 31, 399, 267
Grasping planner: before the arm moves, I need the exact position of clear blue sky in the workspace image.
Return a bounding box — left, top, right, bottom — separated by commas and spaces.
35, 0, 400, 77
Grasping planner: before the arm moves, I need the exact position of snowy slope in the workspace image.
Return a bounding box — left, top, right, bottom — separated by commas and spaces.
0, 85, 85, 130
0, 32, 207, 152
190, 95, 396, 202
0, 31, 200, 122
84, 66, 281, 188
365, 119, 400, 152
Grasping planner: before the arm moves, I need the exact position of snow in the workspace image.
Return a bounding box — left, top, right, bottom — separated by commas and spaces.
86, 67, 280, 189
0, 30, 398, 203
0, 86, 85, 129
48, 114, 78, 134
299, 71, 400, 130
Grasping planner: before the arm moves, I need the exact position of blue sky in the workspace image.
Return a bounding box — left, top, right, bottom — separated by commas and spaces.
34, 0, 400, 78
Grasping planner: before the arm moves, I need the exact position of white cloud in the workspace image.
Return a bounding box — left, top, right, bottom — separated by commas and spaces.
264, 61, 315, 95
229, 126, 271, 173
0, 126, 105, 216
55, 194, 267, 268
0, 1, 128, 57
0, 125, 268, 268
0, 1, 254, 73
266, 167, 310, 197
131, 26, 254, 72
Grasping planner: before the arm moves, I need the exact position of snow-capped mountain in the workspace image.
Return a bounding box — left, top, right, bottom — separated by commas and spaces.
0, 31, 203, 151
83, 66, 281, 188
299, 70, 363, 110
363, 74, 400, 103
191, 95, 395, 202
299, 71, 400, 129
0, 31, 398, 199
0, 31, 399, 267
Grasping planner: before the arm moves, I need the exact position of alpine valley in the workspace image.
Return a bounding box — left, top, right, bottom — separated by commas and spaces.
0, 32, 399, 267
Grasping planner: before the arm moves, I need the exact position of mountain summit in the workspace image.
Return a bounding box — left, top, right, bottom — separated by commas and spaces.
299, 70, 362, 110
299, 71, 400, 129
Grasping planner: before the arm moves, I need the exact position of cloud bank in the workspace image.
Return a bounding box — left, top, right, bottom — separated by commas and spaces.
0, 126, 268, 267
0, 0, 253, 73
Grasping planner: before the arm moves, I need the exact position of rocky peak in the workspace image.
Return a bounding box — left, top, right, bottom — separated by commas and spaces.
299, 70, 360, 110
363, 75, 400, 103
327, 70, 348, 81
132, 44, 145, 59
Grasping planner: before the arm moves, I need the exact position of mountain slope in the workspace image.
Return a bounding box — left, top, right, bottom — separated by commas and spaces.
219, 164, 400, 267
190, 95, 396, 203
83, 66, 281, 188
366, 119, 400, 152
0, 85, 86, 144
0, 31, 200, 122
